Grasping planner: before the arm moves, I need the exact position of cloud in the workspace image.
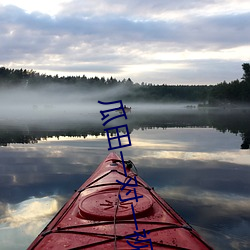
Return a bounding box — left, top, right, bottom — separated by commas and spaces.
58, 0, 244, 19
0, 1, 250, 84
13, 6, 249, 49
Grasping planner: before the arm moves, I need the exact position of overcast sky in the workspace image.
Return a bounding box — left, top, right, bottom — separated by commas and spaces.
0, 0, 250, 85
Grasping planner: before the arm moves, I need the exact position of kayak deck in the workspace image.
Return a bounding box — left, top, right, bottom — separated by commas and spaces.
28, 152, 213, 249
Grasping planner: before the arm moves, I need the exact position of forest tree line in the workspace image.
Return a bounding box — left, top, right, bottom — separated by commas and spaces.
0, 63, 249, 104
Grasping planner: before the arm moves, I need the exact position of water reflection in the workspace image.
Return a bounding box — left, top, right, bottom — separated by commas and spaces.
1, 196, 59, 228
0, 196, 62, 250
0, 107, 250, 149
0, 108, 250, 249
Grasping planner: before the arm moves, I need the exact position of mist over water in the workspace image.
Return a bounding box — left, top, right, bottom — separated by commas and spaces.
0, 85, 99, 122
0, 84, 250, 150
0, 84, 198, 125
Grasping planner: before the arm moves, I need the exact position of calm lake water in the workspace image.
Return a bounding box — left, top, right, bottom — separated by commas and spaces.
0, 104, 250, 249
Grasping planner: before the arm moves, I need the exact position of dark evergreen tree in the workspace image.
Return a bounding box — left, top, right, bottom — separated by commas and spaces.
242, 63, 250, 83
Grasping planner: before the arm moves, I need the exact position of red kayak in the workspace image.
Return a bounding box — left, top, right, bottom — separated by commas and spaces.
28, 152, 213, 249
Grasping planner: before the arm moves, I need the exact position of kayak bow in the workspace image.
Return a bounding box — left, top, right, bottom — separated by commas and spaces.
28, 152, 213, 249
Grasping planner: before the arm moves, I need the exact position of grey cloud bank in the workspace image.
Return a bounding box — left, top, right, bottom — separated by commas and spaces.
0, 0, 250, 84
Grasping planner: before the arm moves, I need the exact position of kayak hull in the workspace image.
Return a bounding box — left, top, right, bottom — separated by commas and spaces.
28, 152, 213, 249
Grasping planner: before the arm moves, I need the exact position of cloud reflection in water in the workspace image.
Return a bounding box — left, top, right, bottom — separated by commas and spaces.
0, 127, 250, 249
0, 196, 61, 250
